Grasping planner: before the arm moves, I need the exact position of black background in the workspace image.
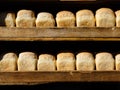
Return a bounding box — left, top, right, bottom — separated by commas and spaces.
0, 0, 120, 89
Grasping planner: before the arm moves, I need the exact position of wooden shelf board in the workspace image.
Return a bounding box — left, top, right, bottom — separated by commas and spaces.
0, 27, 120, 41
1, 37, 120, 41
0, 71, 120, 85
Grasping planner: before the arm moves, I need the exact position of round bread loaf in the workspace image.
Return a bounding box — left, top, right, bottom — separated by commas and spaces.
36, 12, 55, 28
76, 9, 95, 27
95, 8, 115, 27
16, 9, 35, 28
56, 52, 75, 71
37, 54, 56, 71
56, 10, 75, 27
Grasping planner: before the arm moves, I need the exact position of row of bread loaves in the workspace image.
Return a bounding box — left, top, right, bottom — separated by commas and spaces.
0, 51, 120, 71
5, 8, 120, 28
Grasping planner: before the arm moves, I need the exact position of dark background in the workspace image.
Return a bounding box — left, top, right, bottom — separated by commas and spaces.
0, 0, 120, 89
0, 82, 120, 90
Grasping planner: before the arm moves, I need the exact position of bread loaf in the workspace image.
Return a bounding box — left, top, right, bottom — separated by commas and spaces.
36, 12, 55, 28
95, 52, 114, 70
0, 53, 17, 71
37, 54, 56, 71
95, 8, 115, 27
18, 52, 37, 71
56, 52, 75, 71
115, 10, 120, 27
76, 9, 95, 27
16, 9, 35, 28
76, 52, 95, 70
5, 13, 15, 27
115, 54, 120, 70
56, 11, 75, 27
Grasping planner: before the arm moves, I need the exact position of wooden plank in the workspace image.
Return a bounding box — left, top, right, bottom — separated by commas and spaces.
0, 27, 117, 38
0, 71, 120, 85
0, 27, 120, 41
1, 37, 120, 41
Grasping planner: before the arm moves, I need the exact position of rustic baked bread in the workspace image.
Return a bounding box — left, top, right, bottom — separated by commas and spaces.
76, 52, 95, 70
115, 10, 120, 27
16, 9, 35, 28
37, 54, 56, 71
56, 52, 75, 71
76, 9, 95, 27
56, 10, 75, 27
0, 53, 18, 71
5, 13, 15, 27
18, 52, 37, 71
115, 54, 120, 70
95, 8, 115, 27
95, 52, 114, 70
36, 12, 55, 28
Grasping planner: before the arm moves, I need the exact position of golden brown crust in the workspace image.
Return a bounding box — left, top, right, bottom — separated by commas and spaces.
18, 52, 37, 71
19, 51, 36, 55
57, 52, 74, 59
38, 54, 55, 61
0, 52, 18, 71
17, 9, 35, 18
115, 10, 120, 15
56, 10, 75, 18
96, 8, 114, 15
95, 52, 114, 70
76, 9, 95, 27
56, 52, 75, 71
95, 8, 115, 27
36, 12, 55, 27
76, 52, 95, 71
95, 52, 113, 58
37, 12, 54, 19
5, 13, 16, 27
76, 9, 94, 16
3, 52, 17, 59
76, 52, 93, 57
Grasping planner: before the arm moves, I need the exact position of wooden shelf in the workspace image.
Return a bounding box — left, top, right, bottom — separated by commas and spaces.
0, 71, 120, 85
0, 27, 120, 41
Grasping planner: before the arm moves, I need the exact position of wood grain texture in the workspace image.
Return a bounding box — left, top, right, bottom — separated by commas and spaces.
0, 27, 119, 41
0, 71, 120, 85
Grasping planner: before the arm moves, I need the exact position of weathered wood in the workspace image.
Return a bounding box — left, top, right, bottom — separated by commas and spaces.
0, 27, 120, 41
0, 71, 120, 85
1, 37, 120, 41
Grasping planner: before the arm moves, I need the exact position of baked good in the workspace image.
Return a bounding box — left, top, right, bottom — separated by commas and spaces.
76, 52, 95, 70
76, 9, 95, 27
16, 9, 35, 28
95, 52, 114, 70
115, 10, 120, 27
36, 12, 55, 28
95, 8, 115, 27
115, 54, 120, 70
56, 52, 75, 71
56, 10, 75, 27
0, 53, 17, 71
17, 52, 37, 71
37, 54, 56, 71
5, 13, 15, 27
